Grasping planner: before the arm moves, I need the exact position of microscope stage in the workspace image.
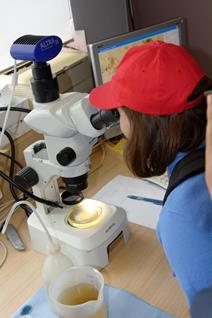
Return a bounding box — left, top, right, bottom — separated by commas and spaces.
27, 199, 130, 268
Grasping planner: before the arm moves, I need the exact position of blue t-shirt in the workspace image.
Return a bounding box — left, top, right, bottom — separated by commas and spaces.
157, 150, 212, 305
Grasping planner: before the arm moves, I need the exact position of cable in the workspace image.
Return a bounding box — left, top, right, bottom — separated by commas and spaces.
0, 103, 31, 216
0, 169, 62, 208
0, 151, 31, 216
0, 240, 7, 268
0, 60, 18, 148
2, 129, 18, 196
0, 107, 30, 113
0, 128, 19, 197
0, 200, 15, 225
0, 128, 30, 216
1, 201, 55, 247
0, 152, 23, 169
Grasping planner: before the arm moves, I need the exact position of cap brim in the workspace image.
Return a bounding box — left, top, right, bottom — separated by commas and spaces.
89, 81, 119, 110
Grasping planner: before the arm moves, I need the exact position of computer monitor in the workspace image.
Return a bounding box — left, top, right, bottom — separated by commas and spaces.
89, 17, 187, 86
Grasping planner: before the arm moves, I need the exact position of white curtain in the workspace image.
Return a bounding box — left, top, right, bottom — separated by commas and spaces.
0, 0, 73, 71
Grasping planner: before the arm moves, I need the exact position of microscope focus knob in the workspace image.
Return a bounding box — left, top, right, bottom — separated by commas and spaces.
56, 147, 76, 166
14, 167, 39, 189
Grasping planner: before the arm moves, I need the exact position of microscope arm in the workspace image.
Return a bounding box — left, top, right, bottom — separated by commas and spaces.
11, 35, 119, 213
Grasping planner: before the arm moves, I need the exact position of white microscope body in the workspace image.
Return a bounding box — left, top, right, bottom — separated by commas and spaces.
23, 91, 130, 269
24, 92, 104, 215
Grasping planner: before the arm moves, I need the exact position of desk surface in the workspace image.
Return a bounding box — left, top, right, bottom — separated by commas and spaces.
0, 143, 189, 318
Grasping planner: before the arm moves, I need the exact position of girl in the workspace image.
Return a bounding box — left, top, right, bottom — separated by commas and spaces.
89, 40, 212, 305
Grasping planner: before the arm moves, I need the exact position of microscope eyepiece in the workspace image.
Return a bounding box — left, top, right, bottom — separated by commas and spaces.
91, 109, 120, 130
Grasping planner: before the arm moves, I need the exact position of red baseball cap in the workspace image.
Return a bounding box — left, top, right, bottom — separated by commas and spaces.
89, 40, 205, 115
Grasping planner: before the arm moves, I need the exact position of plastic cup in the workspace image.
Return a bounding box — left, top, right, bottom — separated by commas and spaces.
47, 266, 107, 318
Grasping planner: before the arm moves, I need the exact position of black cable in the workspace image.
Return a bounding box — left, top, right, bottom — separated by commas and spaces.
0, 128, 31, 215
0, 150, 29, 216
0, 152, 23, 169
0, 107, 31, 212
0, 169, 62, 208
0, 151, 25, 200
0, 107, 30, 113
0, 106, 30, 199
0, 128, 19, 199
0, 109, 30, 210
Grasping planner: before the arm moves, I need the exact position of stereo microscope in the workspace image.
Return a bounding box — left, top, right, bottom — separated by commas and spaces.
11, 35, 129, 269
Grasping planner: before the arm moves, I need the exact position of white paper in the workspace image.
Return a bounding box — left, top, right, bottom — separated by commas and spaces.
92, 175, 166, 229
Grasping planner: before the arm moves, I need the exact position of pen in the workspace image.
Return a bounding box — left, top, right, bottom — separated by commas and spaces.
127, 195, 163, 206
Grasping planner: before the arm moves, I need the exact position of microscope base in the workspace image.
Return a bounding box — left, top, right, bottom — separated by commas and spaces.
27, 199, 130, 269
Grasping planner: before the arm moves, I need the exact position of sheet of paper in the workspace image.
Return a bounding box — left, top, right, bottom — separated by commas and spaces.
92, 175, 166, 229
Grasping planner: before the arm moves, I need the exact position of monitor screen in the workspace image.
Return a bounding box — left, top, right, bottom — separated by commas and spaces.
89, 17, 187, 86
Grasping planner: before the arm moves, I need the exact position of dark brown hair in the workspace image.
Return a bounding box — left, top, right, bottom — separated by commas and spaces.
123, 76, 212, 178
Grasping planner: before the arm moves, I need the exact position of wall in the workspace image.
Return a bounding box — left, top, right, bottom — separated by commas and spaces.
0, 0, 72, 72
132, 0, 212, 78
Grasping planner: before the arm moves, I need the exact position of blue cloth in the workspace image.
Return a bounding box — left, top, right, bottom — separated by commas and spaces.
11, 285, 175, 318
157, 149, 212, 305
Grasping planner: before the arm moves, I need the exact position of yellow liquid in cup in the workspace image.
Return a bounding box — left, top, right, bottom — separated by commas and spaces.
58, 283, 107, 318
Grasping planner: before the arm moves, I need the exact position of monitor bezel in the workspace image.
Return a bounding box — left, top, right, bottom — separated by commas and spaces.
88, 17, 188, 86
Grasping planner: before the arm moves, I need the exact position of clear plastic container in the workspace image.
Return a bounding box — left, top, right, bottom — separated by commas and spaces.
47, 266, 107, 318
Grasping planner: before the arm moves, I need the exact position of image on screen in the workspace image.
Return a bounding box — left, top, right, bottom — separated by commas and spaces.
89, 17, 187, 86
